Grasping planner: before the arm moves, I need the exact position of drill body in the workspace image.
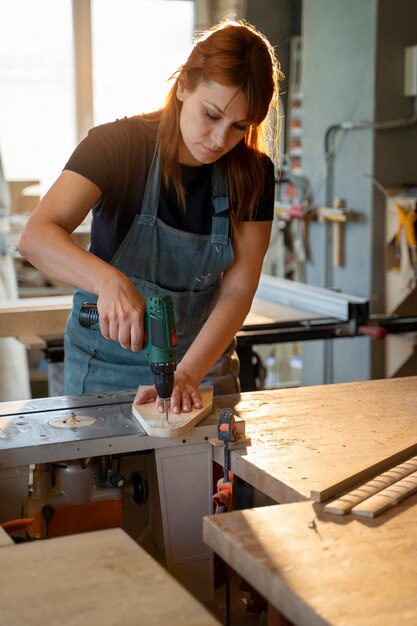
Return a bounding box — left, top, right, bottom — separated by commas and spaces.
79, 295, 178, 404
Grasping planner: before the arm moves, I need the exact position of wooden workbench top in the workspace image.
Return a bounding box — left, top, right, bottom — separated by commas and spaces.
213, 376, 417, 503
203, 494, 417, 626
0, 527, 220, 626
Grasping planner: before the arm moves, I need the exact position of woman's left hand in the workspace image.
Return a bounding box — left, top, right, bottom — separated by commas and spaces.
134, 370, 202, 414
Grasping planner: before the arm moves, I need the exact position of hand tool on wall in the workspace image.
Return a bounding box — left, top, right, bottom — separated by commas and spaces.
394, 202, 417, 278
79, 295, 178, 422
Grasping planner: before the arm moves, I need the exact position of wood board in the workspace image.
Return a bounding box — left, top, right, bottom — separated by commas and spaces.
132, 385, 213, 438
310, 441, 417, 503
324, 456, 417, 515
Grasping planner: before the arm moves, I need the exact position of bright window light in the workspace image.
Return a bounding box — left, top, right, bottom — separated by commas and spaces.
92, 0, 194, 123
0, 0, 74, 192
0, 0, 194, 194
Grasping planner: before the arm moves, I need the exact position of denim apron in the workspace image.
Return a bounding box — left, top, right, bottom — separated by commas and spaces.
64, 148, 240, 396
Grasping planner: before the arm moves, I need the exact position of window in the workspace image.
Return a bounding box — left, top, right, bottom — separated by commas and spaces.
0, 0, 74, 191
92, 0, 194, 124
0, 0, 194, 194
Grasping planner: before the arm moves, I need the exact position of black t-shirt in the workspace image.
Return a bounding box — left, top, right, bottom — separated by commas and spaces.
65, 116, 275, 263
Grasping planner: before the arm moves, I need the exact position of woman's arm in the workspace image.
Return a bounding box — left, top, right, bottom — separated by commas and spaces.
138, 219, 272, 413
19, 170, 146, 350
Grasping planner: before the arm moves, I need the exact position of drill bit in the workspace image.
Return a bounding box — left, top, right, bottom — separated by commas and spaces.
164, 399, 169, 423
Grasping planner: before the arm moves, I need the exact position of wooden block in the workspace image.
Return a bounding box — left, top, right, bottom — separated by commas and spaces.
0, 296, 72, 338
325, 456, 417, 515
311, 440, 417, 502
17, 335, 47, 349
351, 469, 417, 518
132, 385, 213, 438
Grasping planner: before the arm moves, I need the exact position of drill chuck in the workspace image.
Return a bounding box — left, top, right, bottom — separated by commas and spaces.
150, 362, 176, 400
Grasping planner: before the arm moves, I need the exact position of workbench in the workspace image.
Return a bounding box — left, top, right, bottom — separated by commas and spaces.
0, 527, 221, 626
203, 375, 417, 626
1, 376, 416, 617
212, 375, 417, 504
203, 496, 417, 626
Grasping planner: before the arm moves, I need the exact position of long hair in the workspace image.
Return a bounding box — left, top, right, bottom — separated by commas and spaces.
142, 18, 283, 234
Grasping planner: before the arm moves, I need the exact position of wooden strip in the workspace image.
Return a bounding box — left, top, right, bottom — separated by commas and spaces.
324, 456, 417, 515
132, 386, 213, 438
17, 335, 47, 349
351, 470, 417, 518
310, 440, 417, 502
0, 296, 72, 338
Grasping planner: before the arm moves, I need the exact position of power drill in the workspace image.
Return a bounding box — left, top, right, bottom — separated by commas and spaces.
79, 295, 177, 421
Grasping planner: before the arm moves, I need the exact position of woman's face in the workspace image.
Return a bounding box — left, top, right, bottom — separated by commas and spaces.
176, 79, 250, 166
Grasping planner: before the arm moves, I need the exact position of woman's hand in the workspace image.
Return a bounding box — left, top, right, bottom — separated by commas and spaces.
134, 369, 202, 414
97, 274, 146, 351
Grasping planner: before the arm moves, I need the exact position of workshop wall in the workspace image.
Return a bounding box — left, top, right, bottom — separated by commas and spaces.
300, 0, 417, 385
244, 0, 417, 386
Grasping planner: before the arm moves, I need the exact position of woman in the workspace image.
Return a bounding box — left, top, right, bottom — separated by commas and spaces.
19, 18, 282, 415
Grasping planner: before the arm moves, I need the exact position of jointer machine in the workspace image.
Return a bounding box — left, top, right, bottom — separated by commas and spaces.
0, 389, 246, 602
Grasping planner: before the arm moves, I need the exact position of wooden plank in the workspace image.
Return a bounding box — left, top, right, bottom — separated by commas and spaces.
310, 439, 417, 503
0, 295, 72, 338
0, 527, 220, 625
132, 386, 213, 438
203, 496, 417, 626
324, 456, 417, 514
351, 470, 417, 518
17, 334, 47, 349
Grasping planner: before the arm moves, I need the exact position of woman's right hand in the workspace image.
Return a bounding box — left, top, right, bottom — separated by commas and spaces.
18, 170, 146, 352
97, 273, 146, 351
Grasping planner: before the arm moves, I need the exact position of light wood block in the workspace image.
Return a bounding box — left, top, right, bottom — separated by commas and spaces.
0, 528, 220, 625
351, 469, 417, 518
132, 386, 213, 438
325, 456, 417, 515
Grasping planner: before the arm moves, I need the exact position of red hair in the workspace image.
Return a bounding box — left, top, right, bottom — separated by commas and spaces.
142, 19, 283, 233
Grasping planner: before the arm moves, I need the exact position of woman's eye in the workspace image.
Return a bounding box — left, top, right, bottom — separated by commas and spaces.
234, 124, 248, 132
205, 109, 220, 121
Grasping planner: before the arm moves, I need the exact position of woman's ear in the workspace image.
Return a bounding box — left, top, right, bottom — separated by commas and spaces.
176, 82, 186, 101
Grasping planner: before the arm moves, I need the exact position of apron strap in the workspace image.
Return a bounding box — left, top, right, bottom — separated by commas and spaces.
211, 161, 230, 245
138, 145, 160, 226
